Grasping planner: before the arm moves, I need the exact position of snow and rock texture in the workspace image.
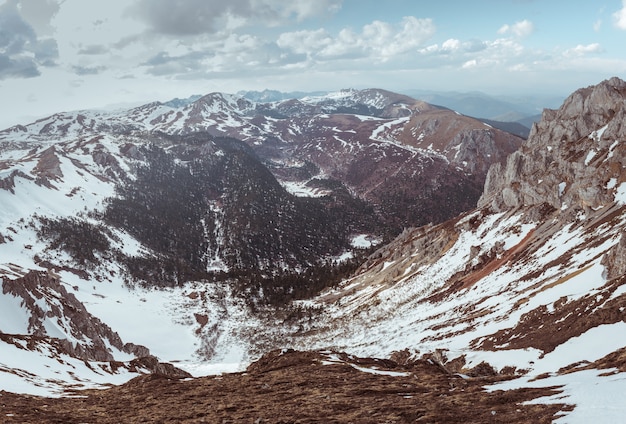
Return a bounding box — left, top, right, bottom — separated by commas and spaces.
269, 77, 626, 422
0, 87, 521, 396
480, 76, 626, 213
2, 270, 148, 361
0, 349, 568, 423
1, 88, 522, 234
1, 79, 625, 422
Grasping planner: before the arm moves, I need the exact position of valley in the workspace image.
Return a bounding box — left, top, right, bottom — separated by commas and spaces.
1, 79, 625, 422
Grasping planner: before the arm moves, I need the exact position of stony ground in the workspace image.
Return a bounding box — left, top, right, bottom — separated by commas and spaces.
1, 350, 569, 423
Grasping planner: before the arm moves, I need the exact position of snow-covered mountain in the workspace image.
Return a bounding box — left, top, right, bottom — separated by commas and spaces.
0, 87, 519, 390
1, 80, 624, 421
281, 77, 626, 422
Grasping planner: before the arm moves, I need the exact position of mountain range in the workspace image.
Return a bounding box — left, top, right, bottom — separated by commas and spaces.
1, 79, 625, 422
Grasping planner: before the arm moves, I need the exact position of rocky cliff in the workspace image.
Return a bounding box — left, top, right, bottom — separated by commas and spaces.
479, 77, 626, 214
1, 271, 149, 362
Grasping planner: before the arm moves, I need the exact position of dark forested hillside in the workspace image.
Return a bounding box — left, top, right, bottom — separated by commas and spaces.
101, 133, 378, 289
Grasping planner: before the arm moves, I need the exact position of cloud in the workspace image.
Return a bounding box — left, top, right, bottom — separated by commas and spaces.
497, 19, 534, 38
614, 0, 626, 29
419, 38, 486, 55
72, 65, 107, 75
140, 33, 273, 77
277, 29, 333, 55
278, 16, 435, 62
78, 44, 109, 55
593, 19, 602, 32
15, 0, 61, 36
416, 33, 533, 74
129, 0, 343, 35
0, 0, 59, 79
461, 59, 478, 69
563, 43, 604, 57
0, 54, 40, 78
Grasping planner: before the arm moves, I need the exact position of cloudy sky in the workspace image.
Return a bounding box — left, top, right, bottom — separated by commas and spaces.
1, 0, 626, 128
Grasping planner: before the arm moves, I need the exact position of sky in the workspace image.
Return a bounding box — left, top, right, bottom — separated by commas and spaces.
1, 0, 626, 129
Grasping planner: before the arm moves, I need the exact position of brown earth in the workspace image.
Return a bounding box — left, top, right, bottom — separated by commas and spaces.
0, 349, 570, 423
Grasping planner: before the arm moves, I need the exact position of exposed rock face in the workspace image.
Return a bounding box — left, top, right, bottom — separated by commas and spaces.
0, 170, 33, 193
32, 146, 63, 186
479, 77, 626, 213
602, 234, 626, 280
1, 271, 149, 361
126, 355, 193, 379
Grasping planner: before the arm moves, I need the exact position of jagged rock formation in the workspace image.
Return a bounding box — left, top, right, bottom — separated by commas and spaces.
480, 77, 626, 213
1, 271, 149, 361
602, 233, 626, 280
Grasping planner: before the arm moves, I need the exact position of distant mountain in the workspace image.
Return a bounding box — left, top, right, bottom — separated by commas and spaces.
476, 117, 531, 138
404, 89, 563, 125
238, 89, 327, 102
162, 94, 203, 108
1, 78, 626, 421
0, 87, 522, 395
515, 113, 543, 129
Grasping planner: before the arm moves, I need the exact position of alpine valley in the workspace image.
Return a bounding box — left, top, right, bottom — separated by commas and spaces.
1, 79, 625, 423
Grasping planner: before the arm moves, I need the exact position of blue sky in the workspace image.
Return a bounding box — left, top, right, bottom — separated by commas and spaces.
1, 0, 626, 128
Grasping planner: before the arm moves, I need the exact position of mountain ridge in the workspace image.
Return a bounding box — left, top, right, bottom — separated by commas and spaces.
0, 88, 520, 381
1, 79, 625, 421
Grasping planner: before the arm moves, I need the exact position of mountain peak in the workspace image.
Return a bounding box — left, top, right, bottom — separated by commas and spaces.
479, 76, 626, 213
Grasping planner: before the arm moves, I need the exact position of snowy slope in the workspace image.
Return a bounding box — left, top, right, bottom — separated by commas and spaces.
270, 79, 626, 422
0, 80, 623, 424
0, 127, 261, 394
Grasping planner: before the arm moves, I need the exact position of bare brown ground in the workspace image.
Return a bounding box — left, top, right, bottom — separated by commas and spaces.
0, 350, 569, 424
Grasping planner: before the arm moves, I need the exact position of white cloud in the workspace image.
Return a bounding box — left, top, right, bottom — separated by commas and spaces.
563, 43, 604, 57
419, 38, 484, 55
277, 28, 332, 55
462, 59, 478, 69
497, 19, 534, 38
278, 16, 435, 62
441, 38, 461, 52
613, 0, 626, 29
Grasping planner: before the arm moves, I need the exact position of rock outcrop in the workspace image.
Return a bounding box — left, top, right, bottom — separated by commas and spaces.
1, 271, 149, 361
602, 233, 626, 280
479, 76, 626, 213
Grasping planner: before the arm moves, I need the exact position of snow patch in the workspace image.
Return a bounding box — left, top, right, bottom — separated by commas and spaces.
584, 150, 596, 165
280, 180, 331, 198
615, 182, 626, 205
588, 124, 608, 142
350, 234, 380, 249
607, 178, 617, 189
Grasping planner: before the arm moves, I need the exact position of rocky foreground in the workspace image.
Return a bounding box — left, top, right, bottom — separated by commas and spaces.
1, 350, 568, 423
